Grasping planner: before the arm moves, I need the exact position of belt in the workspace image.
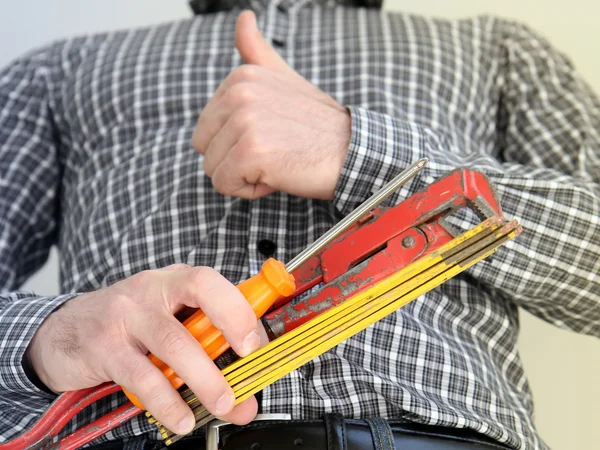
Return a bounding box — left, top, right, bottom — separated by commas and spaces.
165, 414, 512, 450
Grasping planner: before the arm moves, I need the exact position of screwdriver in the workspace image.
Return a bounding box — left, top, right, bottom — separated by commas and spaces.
124, 158, 427, 409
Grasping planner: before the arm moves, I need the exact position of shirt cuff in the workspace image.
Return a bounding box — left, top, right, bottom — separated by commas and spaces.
0, 293, 79, 399
333, 106, 434, 217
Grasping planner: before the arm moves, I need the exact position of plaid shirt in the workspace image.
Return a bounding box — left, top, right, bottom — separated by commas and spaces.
0, 0, 599, 448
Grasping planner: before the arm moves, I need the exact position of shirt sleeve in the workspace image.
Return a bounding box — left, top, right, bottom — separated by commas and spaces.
0, 47, 79, 440
334, 23, 600, 337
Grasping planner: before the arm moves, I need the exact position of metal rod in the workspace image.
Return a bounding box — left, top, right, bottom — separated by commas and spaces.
285, 158, 428, 273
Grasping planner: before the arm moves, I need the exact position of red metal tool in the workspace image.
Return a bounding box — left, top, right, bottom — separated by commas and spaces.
0, 383, 135, 450
1, 168, 502, 450
262, 169, 501, 338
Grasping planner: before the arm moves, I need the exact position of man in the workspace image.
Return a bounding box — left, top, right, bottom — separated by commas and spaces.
0, 0, 598, 449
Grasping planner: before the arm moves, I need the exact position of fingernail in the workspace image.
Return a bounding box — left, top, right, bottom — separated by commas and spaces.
242, 329, 261, 356
177, 414, 195, 434
215, 392, 235, 416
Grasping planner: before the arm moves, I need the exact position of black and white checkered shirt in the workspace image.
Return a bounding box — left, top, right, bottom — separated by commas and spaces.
1, 0, 599, 448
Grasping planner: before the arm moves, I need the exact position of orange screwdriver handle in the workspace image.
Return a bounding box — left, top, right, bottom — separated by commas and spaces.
124, 258, 295, 410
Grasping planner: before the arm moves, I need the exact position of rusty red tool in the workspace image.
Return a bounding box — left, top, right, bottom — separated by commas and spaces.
2, 168, 502, 450
262, 169, 501, 338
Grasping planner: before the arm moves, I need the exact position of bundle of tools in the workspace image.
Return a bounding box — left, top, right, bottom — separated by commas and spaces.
1, 160, 522, 450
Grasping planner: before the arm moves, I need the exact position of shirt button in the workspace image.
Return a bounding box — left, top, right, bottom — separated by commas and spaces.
271, 38, 286, 48
257, 239, 277, 257
277, 4, 287, 13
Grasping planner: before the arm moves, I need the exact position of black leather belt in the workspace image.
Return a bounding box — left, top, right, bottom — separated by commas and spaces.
165, 414, 512, 450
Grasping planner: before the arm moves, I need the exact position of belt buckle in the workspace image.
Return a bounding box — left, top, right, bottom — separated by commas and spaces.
205, 414, 292, 450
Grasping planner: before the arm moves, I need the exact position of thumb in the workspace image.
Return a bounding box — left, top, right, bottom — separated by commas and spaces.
235, 10, 293, 73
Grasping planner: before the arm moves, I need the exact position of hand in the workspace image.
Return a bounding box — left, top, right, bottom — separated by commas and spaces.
192, 10, 351, 200
26, 264, 267, 435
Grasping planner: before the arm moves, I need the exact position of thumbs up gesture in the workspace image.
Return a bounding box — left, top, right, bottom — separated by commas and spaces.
192, 10, 351, 200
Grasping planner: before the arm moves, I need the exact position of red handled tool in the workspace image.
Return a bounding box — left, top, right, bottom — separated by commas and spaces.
262, 168, 502, 339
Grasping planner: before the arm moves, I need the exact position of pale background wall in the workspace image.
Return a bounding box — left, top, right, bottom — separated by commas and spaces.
1, 1, 598, 449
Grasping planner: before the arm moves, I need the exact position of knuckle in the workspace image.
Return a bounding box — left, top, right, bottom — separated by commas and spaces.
155, 326, 188, 356
203, 157, 214, 176
110, 350, 141, 381
227, 306, 256, 331
192, 125, 209, 154
131, 368, 188, 422
128, 269, 156, 291
232, 65, 261, 83
238, 131, 262, 155
103, 293, 127, 315
101, 294, 132, 326
233, 107, 259, 130
195, 110, 204, 127
127, 364, 161, 394
211, 174, 231, 196
184, 266, 230, 307
156, 398, 187, 423
166, 263, 191, 271
187, 266, 219, 289
191, 122, 202, 144
227, 82, 257, 106
92, 322, 122, 356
